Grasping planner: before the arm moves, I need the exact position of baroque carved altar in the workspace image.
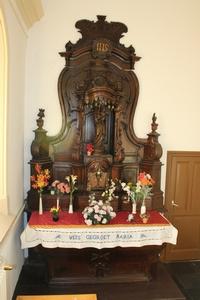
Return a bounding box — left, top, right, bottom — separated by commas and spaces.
26, 15, 165, 284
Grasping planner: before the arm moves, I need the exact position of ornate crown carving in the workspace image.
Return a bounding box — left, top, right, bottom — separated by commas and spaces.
75, 15, 128, 45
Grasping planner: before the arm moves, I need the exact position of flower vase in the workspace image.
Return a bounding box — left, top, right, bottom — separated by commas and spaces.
132, 200, 137, 214
39, 192, 43, 215
140, 199, 146, 215
56, 196, 60, 209
52, 214, 59, 222
68, 193, 73, 214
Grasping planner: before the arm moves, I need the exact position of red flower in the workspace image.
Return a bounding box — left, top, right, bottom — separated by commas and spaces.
86, 143, 94, 153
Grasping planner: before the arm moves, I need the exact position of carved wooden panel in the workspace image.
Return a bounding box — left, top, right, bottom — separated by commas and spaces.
28, 16, 163, 211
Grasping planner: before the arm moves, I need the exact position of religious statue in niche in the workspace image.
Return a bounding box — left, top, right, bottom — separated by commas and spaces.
94, 106, 106, 154
87, 160, 110, 191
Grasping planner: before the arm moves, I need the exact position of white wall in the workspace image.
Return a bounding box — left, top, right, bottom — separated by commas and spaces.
0, 0, 27, 298
24, 0, 200, 196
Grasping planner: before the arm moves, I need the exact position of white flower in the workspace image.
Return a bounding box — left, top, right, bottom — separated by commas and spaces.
94, 205, 99, 213
83, 213, 88, 219
91, 200, 98, 206
102, 218, 107, 224
121, 182, 126, 188
146, 173, 151, 179
110, 211, 116, 218
127, 214, 134, 222
85, 219, 92, 226
94, 214, 99, 219
97, 215, 102, 222
88, 207, 93, 213
98, 200, 103, 206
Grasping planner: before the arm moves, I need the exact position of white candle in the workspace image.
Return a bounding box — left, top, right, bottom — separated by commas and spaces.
56, 197, 59, 209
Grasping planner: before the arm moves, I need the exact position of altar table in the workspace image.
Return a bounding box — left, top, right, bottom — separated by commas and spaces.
21, 211, 177, 250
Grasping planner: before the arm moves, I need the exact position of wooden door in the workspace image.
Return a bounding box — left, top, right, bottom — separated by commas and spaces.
163, 151, 200, 261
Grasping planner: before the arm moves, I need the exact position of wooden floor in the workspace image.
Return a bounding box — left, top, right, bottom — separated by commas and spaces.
13, 259, 185, 300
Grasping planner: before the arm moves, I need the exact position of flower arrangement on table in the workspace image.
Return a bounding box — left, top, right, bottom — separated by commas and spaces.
136, 172, 155, 202
50, 206, 60, 221
65, 174, 78, 213
82, 180, 117, 226
82, 196, 116, 226
51, 180, 70, 209
101, 179, 116, 204
121, 172, 155, 222
86, 143, 94, 155
31, 163, 50, 214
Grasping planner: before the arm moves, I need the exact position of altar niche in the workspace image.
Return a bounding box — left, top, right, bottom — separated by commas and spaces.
28, 15, 163, 212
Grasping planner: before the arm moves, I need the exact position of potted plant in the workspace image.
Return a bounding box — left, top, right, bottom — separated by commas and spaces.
50, 206, 60, 222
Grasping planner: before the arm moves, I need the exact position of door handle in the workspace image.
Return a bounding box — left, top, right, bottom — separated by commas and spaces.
172, 200, 179, 207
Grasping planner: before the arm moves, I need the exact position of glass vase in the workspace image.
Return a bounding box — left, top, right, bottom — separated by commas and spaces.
39, 192, 43, 215
132, 200, 137, 214
68, 193, 73, 214
52, 214, 59, 222
140, 198, 146, 215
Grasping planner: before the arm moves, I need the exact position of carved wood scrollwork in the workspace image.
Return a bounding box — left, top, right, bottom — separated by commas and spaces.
28, 16, 164, 210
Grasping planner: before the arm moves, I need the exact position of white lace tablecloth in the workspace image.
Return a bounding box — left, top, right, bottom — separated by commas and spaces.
21, 213, 178, 249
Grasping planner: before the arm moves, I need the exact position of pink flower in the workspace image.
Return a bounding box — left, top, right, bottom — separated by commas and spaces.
52, 180, 60, 188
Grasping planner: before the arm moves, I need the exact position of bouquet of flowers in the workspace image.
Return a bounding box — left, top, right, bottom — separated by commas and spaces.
31, 163, 50, 194
121, 172, 155, 202
121, 172, 155, 218
51, 180, 70, 209
136, 172, 155, 201
50, 206, 60, 221
65, 174, 78, 213
121, 181, 136, 202
82, 197, 116, 226
101, 179, 116, 203
65, 175, 78, 194
51, 180, 70, 195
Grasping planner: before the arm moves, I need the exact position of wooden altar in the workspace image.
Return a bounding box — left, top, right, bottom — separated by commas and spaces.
25, 15, 166, 284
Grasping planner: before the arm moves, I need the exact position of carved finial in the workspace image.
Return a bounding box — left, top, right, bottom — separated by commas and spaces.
151, 113, 158, 133
36, 108, 45, 129
97, 15, 106, 22
59, 41, 74, 66
31, 108, 50, 160
142, 113, 162, 162
37, 108, 45, 119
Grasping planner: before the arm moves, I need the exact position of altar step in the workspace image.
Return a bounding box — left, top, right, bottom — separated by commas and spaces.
49, 272, 149, 285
